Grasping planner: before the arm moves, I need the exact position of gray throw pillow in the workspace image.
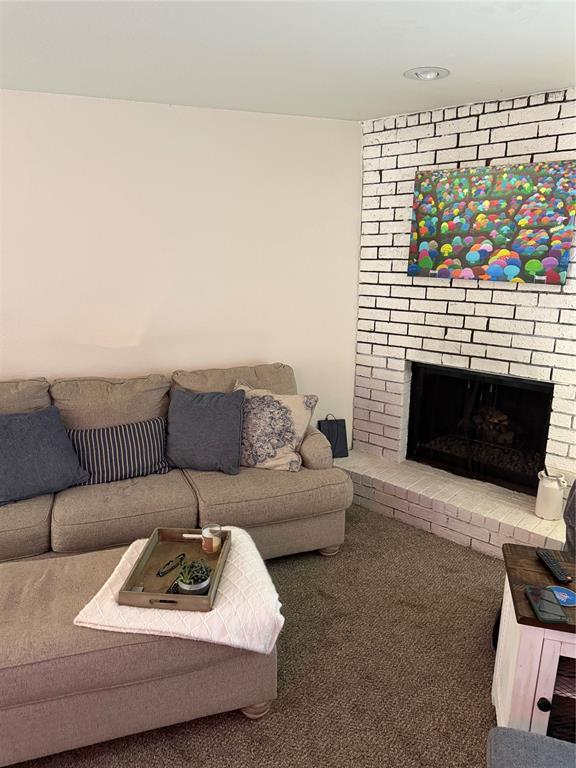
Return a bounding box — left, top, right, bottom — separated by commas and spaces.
167, 389, 245, 475
0, 407, 89, 506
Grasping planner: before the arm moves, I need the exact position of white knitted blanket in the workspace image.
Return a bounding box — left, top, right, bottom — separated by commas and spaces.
74, 527, 284, 654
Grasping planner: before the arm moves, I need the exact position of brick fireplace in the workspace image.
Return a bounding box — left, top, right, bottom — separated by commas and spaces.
355, 88, 575, 479
338, 88, 576, 556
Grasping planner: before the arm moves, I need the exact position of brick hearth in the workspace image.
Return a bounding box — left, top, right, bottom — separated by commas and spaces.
336, 452, 565, 558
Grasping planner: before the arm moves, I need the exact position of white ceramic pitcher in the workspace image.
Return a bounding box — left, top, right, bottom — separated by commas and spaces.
535, 470, 567, 521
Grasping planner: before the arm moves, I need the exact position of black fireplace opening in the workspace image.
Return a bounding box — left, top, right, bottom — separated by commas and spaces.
407, 363, 553, 495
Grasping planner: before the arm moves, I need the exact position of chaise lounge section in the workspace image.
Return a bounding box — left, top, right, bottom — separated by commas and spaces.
0, 548, 277, 767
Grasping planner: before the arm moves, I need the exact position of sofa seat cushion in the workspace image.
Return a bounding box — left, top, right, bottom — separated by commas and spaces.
51, 470, 198, 553
0, 495, 52, 562
184, 466, 353, 528
0, 548, 257, 711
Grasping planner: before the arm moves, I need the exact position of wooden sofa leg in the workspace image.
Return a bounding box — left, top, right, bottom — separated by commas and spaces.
241, 701, 272, 720
318, 545, 340, 557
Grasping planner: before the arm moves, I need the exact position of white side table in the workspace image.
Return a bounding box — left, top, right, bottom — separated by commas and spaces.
492, 544, 575, 739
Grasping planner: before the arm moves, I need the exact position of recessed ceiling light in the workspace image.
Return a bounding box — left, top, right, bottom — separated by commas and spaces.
403, 67, 451, 81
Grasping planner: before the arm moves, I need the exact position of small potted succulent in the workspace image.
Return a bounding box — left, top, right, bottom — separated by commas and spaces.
176, 560, 211, 595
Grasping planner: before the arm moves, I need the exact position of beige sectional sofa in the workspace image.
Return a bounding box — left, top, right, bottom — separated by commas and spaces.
0, 362, 353, 563
0, 362, 352, 766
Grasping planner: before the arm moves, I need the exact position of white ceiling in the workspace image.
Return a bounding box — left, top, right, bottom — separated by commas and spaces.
1, 1, 574, 121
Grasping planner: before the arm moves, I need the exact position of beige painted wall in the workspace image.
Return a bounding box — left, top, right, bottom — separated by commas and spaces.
0, 90, 361, 429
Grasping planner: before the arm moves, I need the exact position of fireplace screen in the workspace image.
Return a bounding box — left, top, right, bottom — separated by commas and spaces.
407, 364, 553, 494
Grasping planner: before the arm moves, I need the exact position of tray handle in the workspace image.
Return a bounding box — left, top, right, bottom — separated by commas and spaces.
149, 598, 179, 605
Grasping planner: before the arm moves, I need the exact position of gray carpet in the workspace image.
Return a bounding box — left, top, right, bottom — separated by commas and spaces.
24, 505, 505, 768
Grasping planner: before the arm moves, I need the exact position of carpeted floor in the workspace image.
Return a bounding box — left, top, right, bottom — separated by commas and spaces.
23, 505, 505, 768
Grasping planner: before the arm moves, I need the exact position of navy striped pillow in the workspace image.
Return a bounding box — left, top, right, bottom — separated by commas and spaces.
67, 417, 170, 485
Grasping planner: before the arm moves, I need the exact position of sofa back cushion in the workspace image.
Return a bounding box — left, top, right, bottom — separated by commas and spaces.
0, 379, 51, 414
50, 375, 171, 428
172, 363, 297, 396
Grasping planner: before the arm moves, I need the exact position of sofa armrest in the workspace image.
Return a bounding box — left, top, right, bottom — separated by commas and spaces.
300, 427, 333, 470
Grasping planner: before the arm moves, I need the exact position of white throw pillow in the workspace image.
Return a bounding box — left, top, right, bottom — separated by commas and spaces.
234, 381, 318, 471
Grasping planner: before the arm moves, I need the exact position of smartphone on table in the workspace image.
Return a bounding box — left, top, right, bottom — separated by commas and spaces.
524, 585, 569, 624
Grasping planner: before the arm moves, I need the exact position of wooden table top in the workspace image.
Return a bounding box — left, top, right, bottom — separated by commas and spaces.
502, 544, 575, 635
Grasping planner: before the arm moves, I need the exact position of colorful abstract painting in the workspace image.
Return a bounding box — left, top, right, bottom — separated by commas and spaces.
407, 160, 575, 284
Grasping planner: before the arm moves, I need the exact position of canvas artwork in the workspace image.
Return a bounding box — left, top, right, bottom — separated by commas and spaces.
407, 160, 575, 284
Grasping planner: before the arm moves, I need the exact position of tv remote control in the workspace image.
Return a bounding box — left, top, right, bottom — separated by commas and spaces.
536, 548, 573, 584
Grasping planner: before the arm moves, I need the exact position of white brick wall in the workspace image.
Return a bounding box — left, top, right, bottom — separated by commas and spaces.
356, 89, 576, 483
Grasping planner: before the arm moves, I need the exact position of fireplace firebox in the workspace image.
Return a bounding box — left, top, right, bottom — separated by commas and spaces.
407, 364, 553, 495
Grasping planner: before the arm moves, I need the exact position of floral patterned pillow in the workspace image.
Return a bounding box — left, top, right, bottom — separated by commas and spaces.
234, 382, 318, 472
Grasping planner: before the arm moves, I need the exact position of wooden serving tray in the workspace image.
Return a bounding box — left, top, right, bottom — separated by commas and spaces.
118, 527, 231, 612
